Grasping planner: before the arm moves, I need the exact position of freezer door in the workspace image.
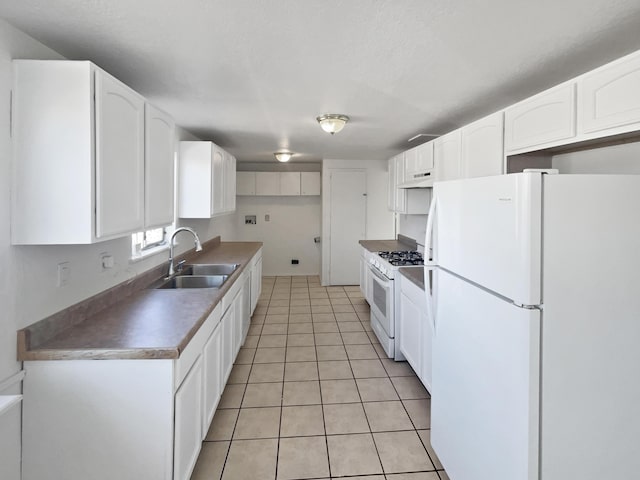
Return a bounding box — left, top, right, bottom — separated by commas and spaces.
431, 269, 540, 480
434, 172, 541, 305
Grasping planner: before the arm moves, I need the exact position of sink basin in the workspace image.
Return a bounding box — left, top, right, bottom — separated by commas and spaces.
156, 275, 228, 289
179, 263, 240, 276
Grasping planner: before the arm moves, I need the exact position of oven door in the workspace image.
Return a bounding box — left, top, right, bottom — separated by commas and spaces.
368, 265, 395, 337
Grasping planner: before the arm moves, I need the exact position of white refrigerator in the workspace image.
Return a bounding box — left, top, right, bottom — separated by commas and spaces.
425, 170, 640, 480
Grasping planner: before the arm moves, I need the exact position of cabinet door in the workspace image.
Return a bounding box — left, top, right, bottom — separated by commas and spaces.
237, 172, 256, 195
255, 172, 280, 195
95, 70, 145, 238
144, 104, 175, 228
398, 290, 422, 378
461, 112, 504, 179
394, 155, 407, 213
202, 323, 222, 436
578, 51, 640, 135
504, 83, 576, 152
174, 356, 203, 480
301, 172, 321, 195
211, 147, 225, 215
178, 142, 214, 218
221, 304, 235, 383
224, 153, 236, 211
416, 142, 435, 173
404, 146, 419, 177
359, 254, 368, 297
233, 291, 244, 358
280, 172, 301, 195
251, 255, 263, 314
434, 130, 462, 182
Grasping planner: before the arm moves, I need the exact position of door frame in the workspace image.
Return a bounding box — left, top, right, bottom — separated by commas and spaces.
321, 168, 367, 285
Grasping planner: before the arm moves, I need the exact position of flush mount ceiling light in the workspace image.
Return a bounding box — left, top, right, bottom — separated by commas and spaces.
316, 114, 349, 135
274, 151, 294, 162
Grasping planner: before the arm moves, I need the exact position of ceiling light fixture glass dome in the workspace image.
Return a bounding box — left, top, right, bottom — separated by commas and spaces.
274, 151, 294, 162
316, 114, 349, 134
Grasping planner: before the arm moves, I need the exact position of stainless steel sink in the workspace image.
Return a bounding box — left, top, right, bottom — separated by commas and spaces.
179, 263, 240, 276
156, 275, 228, 289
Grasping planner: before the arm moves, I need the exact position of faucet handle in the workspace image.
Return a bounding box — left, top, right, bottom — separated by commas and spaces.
176, 260, 186, 272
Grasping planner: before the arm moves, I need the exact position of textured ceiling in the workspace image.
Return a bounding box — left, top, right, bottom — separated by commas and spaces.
2, 0, 640, 162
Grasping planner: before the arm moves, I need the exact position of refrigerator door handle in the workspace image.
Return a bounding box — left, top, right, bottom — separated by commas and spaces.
425, 195, 437, 332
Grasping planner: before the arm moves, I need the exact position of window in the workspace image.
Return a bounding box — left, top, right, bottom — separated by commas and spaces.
131, 227, 168, 258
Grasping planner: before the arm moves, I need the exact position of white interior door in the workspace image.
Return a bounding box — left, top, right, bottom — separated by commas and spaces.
329, 170, 366, 285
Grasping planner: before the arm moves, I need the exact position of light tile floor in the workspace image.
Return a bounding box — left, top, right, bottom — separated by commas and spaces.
191, 275, 450, 480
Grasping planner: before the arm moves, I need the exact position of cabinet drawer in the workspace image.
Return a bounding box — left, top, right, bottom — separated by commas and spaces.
578, 51, 640, 135
505, 83, 576, 152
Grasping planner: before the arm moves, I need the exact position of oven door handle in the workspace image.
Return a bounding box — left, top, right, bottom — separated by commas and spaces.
369, 266, 391, 285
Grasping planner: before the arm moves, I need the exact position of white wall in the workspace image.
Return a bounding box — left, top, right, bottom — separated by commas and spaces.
398, 214, 427, 248
321, 159, 395, 284
552, 141, 640, 174
235, 196, 321, 276
0, 21, 235, 480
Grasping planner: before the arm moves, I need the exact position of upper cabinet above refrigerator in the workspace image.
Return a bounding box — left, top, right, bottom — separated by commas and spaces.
577, 50, 640, 136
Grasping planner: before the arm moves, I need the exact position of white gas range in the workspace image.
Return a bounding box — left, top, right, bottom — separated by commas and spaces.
365, 249, 424, 360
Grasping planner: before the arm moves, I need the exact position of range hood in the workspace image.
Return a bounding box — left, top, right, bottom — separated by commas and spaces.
397, 175, 433, 188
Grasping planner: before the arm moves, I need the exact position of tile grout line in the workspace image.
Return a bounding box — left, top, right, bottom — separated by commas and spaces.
218, 280, 275, 479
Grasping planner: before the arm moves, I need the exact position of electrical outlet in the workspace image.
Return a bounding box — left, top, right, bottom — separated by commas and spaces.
291, 259, 299, 265
57, 262, 70, 287
101, 253, 115, 270
245, 215, 257, 225
265, 214, 270, 222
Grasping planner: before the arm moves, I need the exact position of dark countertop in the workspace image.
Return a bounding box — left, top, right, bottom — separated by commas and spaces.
17, 241, 262, 361
399, 266, 426, 290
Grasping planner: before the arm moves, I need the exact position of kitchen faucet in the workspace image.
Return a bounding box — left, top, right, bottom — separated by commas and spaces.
167, 227, 203, 277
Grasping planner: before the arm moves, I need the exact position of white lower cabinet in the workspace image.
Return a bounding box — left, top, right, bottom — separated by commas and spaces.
250, 249, 263, 314
202, 321, 223, 434
21, 249, 264, 480
221, 299, 236, 385
398, 273, 433, 393
174, 356, 203, 480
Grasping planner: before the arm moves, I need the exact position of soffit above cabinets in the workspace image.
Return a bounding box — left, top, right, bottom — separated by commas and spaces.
2, 1, 640, 162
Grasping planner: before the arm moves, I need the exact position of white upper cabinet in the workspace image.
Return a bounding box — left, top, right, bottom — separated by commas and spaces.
178, 141, 236, 218
403, 142, 435, 185
211, 147, 225, 215
242, 171, 320, 196
393, 154, 407, 213
11, 60, 147, 245
461, 111, 504, 178
95, 71, 145, 239
578, 50, 640, 136
301, 172, 321, 195
255, 172, 280, 195
280, 172, 301, 196
434, 129, 462, 182
224, 152, 237, 212
236, 172, 256, 195
144, 103, 175, 229
504, 83, 576, 153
